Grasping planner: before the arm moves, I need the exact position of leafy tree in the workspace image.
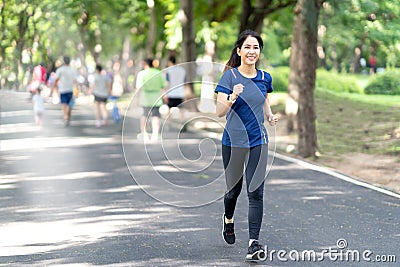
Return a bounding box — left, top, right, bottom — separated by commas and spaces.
261, 8, 294, 66
240, 0, 297, 33
0, 0, 48, 88
318, 0, 400, 72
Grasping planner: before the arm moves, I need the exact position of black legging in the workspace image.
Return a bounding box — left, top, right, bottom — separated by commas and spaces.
222, 144, 269, 240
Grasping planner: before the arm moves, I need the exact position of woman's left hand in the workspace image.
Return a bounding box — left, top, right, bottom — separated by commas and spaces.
268, 114, 279, 126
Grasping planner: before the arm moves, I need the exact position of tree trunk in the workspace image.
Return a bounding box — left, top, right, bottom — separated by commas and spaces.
240, 0, 297, 33
287, 0, 322, 158
240, 0, 252, 32
77, 43, 87, 74
146, 2, 156, 57
331, 44, 339, 72
350, 33, 367, 73
77, 11, 89, 74
179, 0, 197, 110
120, 36, 132, 92
14, 7, 33, 90
0, 0, 6, 78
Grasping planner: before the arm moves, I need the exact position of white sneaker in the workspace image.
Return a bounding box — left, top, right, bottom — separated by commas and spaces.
151, 134, 159, 141
137, 133, 150, 142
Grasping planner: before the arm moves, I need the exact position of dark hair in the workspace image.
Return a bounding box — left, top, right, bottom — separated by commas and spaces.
63, 56, 70, 65
96, 64, 102, 72
169, 56, 176, 64
224, 30, 264, 71
145, 58, 154, 68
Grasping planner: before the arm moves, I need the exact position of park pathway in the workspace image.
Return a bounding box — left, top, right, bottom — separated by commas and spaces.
0, 90, 399, 266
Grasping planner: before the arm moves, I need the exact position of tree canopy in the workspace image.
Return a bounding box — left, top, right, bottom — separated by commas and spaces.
0, 0, 399, 89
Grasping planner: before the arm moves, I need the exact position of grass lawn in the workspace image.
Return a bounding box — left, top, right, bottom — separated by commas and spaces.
270, 88, 400, 166
314, 89, 400, 157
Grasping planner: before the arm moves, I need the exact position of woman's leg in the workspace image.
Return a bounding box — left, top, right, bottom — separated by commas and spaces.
245, 144, 269, 240
222, 145, 247, 219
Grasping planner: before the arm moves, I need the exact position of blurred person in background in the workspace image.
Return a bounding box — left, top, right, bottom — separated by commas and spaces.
52, 56, 78, 127
28, 62, 47, 97
88, 64, 112, 127
163, 56, 187, 130
136, 58, 166, 142
32, 87, 45, 127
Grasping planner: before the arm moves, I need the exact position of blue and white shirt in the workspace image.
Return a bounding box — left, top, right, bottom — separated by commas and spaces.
215, 68, 273, 148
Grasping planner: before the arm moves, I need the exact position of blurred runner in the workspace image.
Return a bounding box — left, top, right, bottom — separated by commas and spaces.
32, 87, 45, 127
88, 64, 112, 127
136, 58, 165, 141
164, 56, 186, 130
28, 62, 47, 97
52, 56, 78, 127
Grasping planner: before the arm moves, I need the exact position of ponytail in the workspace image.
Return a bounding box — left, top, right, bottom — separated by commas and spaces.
224, 48, 241, 71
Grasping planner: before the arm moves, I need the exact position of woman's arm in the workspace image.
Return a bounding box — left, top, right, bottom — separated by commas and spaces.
216, 83, 243, 117
216, 92, 234, 117
264, 94, 279, 126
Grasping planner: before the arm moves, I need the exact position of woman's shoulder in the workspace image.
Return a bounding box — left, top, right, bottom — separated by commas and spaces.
222, 67, 238, 79
217, 68, 234, 81
257, 69, 272, 82
257, 68, 271, 76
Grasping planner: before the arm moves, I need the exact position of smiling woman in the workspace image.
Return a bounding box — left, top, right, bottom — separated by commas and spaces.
214, 29, 279, 262
236, 39, 261, 75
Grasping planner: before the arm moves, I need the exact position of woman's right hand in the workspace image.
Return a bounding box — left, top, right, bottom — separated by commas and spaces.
232, 83, 244, 100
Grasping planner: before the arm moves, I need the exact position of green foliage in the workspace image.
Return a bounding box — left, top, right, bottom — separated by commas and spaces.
261, 8, 293, 67
213, 24, 238, 61
1, 0, 400, 91
365, 70, 400, 95
261, 30, 286, 66
195, 0, 240, 61
319, 0, 400, 72
316, 69, 362, 93
267, 68, 364, 94
268, 66, 290, 92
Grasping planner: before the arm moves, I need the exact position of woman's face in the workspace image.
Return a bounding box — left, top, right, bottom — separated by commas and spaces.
237, 36, 260, 66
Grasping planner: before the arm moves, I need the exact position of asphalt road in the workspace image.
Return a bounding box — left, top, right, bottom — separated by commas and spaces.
1, 90, 399, 267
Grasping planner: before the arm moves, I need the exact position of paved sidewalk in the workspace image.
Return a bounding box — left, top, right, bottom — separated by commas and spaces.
0, 90, 399, 266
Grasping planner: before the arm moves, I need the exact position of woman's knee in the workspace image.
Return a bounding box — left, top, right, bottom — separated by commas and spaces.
248, 186, 264, 201
225, 186, 241, 200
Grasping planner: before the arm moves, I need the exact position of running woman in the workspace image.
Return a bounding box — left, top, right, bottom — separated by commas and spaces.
215, 29, 279, 261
